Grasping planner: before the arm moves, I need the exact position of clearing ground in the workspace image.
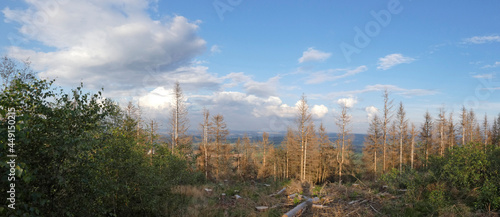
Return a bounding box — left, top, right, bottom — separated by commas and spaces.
174, 179, 397, 217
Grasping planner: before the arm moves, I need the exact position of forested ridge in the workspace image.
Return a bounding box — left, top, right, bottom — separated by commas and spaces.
1, 57, 499, 216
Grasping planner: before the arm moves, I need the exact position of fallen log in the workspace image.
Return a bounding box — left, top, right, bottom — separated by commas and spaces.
256, 206, 269, 212
312, 204, 329, 209
282, 198, 313, 217
269, 187, 287, 197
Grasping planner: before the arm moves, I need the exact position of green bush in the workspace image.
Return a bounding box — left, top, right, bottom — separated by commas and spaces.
0, 77, 198, 216
378, 143, 500, 214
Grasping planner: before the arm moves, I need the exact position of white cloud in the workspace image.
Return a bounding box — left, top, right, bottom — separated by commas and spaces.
222, 72, 281, 98
298, 47, 331, 63
463, 35, 500, 44
337, 97, 357, 108
377, 53, 415, 70
482, 61, 500, 69
326, 84, 438, 98
210, 45, 221, 54
3, 0, 209, 91
365, 106, 379, 120
197, 91, 328, 122
306, 65, 367, 84
311, 104, 328, 118
244, 75, 281, 98
138, 87, 174, 109
222, 72, 252, 88
472, 73, 494, 79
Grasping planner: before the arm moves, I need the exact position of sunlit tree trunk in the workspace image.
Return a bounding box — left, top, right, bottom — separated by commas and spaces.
382, 89, 393, 173
396, 102, 408, 173
336, 104, 352, 185
200, 108, 211, 179
296, 94, 312, 182
170, 81, 190, 155
421, 111, 433, 168
410, 123, 416, 169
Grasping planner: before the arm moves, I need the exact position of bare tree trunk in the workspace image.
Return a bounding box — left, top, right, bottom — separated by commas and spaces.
411, 124, 415, 169
461, 106, 467, 145
200, 108, 210, 179
336, 104, 351, 185
301, 138, 304, 181
303, 133, 308, 182
273, 161, 276, 181
170, 81, 190, 155
286, 148, 289, 179
399, 136, 403, 173
397, 102, 407, 174
382, 90, 393, 173
374, 151, 377, 180
297, 94, 312, 182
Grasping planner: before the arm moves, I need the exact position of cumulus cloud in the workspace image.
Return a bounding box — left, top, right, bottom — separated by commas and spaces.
311, 104, 328, 118
463, 35, 500, 44
298, 47, 331, 63
306, 65, 367, 84
222, 72, 252, 88
377, 53, 415, 70
196, 91, 328, 121
221, 72, 281, 98
337, 97, 357, 108
138, 86, 174, 109
244, 75, 280, 98
3, 0, 210, 92
365, 106, 379, 120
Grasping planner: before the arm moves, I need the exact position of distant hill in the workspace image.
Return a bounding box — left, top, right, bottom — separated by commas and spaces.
184, 130, 367, 153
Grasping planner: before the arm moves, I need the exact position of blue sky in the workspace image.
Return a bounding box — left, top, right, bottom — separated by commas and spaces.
1, 0, 499, 133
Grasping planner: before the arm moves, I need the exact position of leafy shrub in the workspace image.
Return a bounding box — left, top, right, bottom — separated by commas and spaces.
0, 76, 199, 216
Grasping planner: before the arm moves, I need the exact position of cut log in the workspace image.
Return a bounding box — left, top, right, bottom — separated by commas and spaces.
256, 206, 269, 212
269, 187, 287, 197
312, 197, 320, 203
312, 204, 329, 209
282, 198, 312, 217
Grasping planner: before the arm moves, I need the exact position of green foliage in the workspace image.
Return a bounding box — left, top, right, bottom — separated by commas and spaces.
312, 185, 321, 196
378, 143, 500, 214
380, 168, 400, 187
427, 182, 446, 209
0, 77, 199, 216
440, 144, 489, 191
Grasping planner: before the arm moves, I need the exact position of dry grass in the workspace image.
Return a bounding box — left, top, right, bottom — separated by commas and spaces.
172, 181, 287, 217
170, 180, 402, 217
